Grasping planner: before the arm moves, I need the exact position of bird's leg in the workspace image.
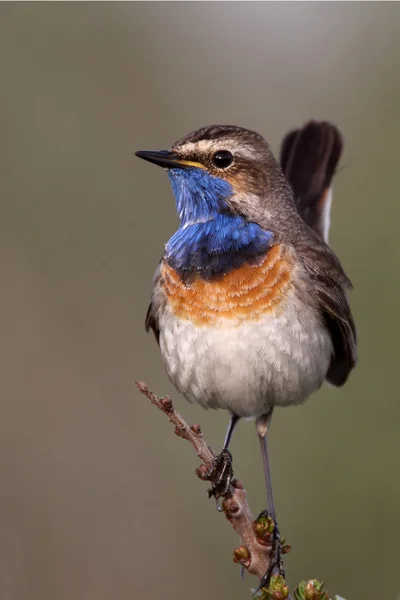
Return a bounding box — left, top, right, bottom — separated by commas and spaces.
254, 410, 286, 594
206, 413, 240, 499
257, 411, 276, 521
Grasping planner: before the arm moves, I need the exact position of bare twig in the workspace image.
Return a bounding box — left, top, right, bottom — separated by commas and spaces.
136, 381, 273, 583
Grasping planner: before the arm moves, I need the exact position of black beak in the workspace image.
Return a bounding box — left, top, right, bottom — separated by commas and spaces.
135, 149, 187, 169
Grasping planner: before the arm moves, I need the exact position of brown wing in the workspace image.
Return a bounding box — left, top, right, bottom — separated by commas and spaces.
296, 226, 357, 386
281, 120, 357, 385
280, 120, 343, 243
145, 302, 160, 344
145, 262, 163, 344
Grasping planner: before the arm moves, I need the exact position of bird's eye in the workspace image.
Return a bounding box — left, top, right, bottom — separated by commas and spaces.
212, 150, 233, 169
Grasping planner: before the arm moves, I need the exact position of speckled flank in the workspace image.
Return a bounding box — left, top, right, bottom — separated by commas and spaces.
161, 244, 293, 326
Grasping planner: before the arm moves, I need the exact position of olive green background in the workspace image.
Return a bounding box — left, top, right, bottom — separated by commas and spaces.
0, 3, 399, 600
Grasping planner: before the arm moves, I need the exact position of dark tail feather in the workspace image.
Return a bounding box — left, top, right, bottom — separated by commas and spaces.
280, 121, 343, 243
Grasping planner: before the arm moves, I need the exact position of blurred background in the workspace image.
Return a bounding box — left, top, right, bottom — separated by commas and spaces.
0, 3, 399, 600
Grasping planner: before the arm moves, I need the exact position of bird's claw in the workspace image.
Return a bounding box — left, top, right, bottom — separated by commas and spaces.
205, 449, 234, 499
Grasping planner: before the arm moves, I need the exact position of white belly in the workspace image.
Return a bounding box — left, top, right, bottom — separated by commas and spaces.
159, 300, 333, 418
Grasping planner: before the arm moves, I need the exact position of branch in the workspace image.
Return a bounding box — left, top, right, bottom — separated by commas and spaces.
136, 381, 273, 583
136, 381, 346, 600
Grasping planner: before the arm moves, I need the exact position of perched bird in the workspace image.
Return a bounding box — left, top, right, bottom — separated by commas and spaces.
136, 122, 357, 580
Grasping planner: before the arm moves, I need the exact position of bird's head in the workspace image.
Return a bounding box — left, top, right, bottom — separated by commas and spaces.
136, 125, 292, 227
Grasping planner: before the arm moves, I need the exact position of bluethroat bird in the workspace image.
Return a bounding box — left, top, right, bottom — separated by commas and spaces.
136, 121, 357, 581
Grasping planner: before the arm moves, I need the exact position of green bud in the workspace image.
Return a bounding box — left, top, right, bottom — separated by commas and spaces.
233, 545, 250, 565
293, 580, 329, 600
269, 575, 289, 599
253, 513, 275, 544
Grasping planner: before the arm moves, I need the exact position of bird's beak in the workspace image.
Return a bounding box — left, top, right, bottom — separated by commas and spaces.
135, 150, 204, 170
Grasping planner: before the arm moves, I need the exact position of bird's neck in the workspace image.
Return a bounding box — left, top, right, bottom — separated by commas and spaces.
165, 169, 273, 279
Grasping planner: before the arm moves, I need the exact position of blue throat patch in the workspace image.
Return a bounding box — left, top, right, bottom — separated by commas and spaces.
165, 168, 273, 279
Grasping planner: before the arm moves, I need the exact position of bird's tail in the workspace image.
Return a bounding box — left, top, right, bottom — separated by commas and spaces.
280, 120, 343, 244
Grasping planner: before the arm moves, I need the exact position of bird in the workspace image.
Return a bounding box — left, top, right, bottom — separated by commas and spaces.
136, 121, 357, 583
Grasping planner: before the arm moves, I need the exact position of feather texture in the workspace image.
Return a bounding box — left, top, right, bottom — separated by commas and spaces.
280, 120, 343, 243
280, 121, 357, 386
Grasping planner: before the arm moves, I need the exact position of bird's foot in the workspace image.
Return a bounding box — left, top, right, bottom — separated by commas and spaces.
252, 510, 286, 596
205, 449, 234, 499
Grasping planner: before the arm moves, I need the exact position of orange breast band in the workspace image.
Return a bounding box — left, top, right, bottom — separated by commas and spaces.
161, 244, 294, 326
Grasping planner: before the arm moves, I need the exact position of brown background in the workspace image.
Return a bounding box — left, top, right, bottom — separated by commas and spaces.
1, 3, 399, 600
